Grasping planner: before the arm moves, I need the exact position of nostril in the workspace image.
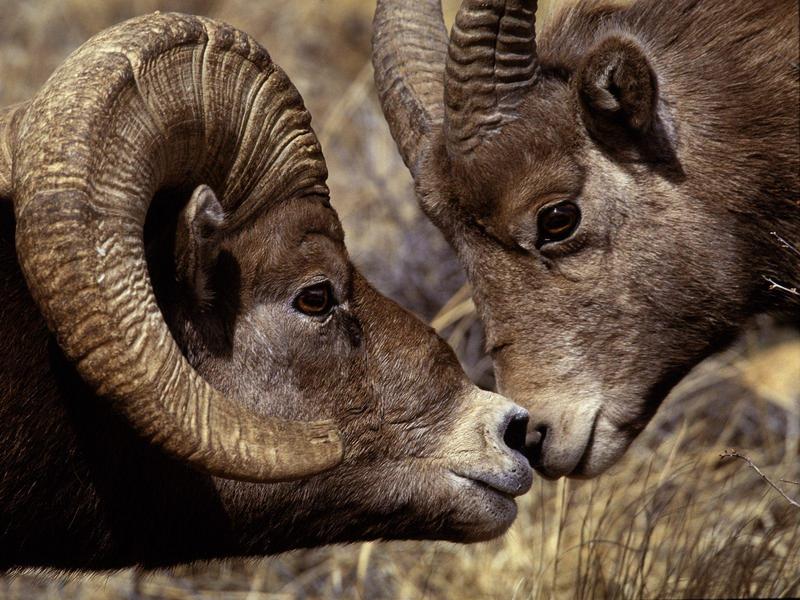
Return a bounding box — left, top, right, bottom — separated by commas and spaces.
526, 424, 548, 449
523, 424, 549, 467
503, 413, 529, 454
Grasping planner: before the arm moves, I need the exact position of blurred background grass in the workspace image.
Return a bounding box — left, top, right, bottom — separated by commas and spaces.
1, 0, 798, 598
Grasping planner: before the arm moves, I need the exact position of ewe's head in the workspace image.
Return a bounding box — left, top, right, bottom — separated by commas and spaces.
374, 0, 797, 478
3, 13, 531, 547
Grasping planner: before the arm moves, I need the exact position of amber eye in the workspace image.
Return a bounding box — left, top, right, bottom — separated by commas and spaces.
537, 201, 581, 246
295, 282, 336, 316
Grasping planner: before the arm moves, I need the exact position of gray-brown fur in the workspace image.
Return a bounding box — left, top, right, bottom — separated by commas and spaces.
0, 12, 532, 569
373, 0, 799, 478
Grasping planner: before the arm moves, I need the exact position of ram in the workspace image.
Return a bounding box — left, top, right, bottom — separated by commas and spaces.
373, 0, 799, 478
0, 12, 533, 570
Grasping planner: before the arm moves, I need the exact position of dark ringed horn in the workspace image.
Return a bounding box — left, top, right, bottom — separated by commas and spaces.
9, 13, 343, 483
444, 0, 540, 158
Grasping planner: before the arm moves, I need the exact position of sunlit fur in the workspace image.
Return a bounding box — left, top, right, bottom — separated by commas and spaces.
386, 0, 799, 478
0, 182, 533, 569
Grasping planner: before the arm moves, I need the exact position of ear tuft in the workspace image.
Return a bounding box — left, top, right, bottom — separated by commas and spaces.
578, 35, 657, 135
175, 184, 225, 308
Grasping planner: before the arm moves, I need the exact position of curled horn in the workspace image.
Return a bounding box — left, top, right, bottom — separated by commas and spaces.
9, 13, 343, 482
372, 0, 449, 177
0, 103, 26, 199
444, 0, 539, 158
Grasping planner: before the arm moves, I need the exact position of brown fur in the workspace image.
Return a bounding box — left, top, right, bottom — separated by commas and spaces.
0, 182, 533, 570
0, 14, 532, 570
381, 0, 799, 478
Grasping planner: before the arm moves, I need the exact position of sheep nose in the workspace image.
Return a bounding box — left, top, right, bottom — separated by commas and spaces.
524, 422, 549, 465
502, 410, 529, 454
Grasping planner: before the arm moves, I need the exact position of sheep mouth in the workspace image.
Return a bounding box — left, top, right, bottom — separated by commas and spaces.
525, 412, 599, 480
449, 470, 529, 499
526, 411, 642, 480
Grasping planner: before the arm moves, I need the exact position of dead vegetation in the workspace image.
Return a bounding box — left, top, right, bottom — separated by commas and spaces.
1, 0, 797, 597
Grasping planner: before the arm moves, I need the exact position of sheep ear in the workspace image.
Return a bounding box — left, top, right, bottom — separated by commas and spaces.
175, 184, 225, 307
577, 36, 657, 137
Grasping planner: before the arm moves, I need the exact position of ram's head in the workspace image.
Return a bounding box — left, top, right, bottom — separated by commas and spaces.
0, 12, 532, 561
373, 0, 799, 478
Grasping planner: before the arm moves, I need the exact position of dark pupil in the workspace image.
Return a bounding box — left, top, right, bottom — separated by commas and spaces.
298, 285, 330, 314
541, 203, 579, 239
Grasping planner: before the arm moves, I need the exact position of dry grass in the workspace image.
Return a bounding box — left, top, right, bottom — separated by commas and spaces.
1, 0, 798, 598
4, 329, 798, 599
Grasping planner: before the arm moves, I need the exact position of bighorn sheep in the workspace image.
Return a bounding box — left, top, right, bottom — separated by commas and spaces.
0, 12, 532, 569
373, 0, 799, 478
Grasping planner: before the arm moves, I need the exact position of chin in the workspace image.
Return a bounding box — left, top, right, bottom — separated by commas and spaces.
568, 436, 635, 479
445, 478, 520, 542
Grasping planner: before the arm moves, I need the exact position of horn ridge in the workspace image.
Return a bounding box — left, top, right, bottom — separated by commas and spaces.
11, 12, 342, 482
444, 0, 539, 158
372, 0, 449, 176
0, 103, 27, 199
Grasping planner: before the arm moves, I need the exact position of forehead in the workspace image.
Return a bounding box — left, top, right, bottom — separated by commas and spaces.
225, 197, 350, 290
452, 79, 582, 217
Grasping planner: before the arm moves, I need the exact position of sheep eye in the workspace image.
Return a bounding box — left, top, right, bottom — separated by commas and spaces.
295, 282, 335, 316
537, 201, 581, 246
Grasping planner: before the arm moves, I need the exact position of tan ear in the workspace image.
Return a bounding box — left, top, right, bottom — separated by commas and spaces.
175, 185, 225, 307
577, 36, 657, 136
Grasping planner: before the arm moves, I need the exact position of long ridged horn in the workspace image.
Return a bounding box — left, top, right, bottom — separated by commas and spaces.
372, 0, 448, 177
0, 103, 26, 199
445, 0, 539, 158
10, 13, 343, 482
